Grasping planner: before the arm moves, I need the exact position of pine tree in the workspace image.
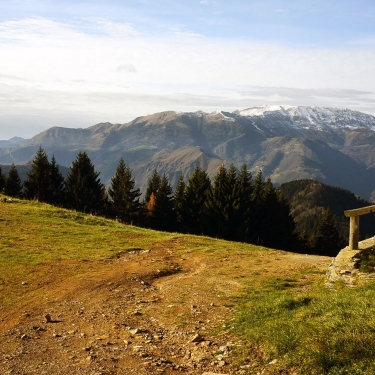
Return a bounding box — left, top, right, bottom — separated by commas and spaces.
0, 166, 6, 193
205, 164, 238, 239
261, 177, 281, 247
108, 158, 141, 224
252, 170, 266, 203
233, 164, 254, 241
24, 146, 51, 202
49, 155, 66, 206
249, 170, 267, 245
183, 166, 211, 234
173, 175, 186, 231
272, 191, 297, 251
315, 207, 344, 256
144, 169, 161, 203
152, 174, 175, 231
65, 151, 107, 214
4, 164, 23, 197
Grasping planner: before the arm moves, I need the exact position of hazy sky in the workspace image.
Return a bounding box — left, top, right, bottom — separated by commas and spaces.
1, 0, 375, 139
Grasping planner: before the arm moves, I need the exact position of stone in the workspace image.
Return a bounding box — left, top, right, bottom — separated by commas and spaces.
202, 373, 228, 375
191, 334, 204, 343
45, 314, 52, 323
130, 328, 142, 334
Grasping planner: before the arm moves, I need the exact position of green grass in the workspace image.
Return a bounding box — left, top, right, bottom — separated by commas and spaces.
3, 195, 375, 374
233, 275, 375, 374
0, 195, 178, 305
354, 248, 375, 273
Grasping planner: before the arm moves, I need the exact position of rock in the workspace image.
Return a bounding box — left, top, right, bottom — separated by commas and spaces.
191, 334, 204, 343
32, 326, 46, 332
340, 270, 351, 275
202, 373, 228, 375
130, 328, 142, 335
132, 346, 144, 352
45, 314, 52, 323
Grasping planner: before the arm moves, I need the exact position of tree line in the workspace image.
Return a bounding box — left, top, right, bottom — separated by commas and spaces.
0, 147, 343, 255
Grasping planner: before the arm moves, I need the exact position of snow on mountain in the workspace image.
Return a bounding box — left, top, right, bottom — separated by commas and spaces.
233, 105, 375, 132
235, 105, 294, 116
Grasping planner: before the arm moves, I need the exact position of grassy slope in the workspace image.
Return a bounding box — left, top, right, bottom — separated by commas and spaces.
2, 196, 375, 374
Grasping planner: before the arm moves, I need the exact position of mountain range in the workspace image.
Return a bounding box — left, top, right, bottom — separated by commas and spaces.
1, 105, 375, 199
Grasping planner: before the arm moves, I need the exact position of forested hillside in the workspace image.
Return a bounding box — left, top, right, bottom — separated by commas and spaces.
279, 179, 375, 242
3, 147, 366, 256
0, 147, 298, 252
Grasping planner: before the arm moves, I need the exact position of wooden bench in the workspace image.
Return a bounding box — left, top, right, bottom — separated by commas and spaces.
344, 205, 375, 250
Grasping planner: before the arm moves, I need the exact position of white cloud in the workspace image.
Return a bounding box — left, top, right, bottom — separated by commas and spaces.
96, 19, 140, 37
116, 64, 137, 73
0, 16, 375, 139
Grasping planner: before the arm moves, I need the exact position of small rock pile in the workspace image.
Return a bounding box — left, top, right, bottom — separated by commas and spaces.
326, 237, 375, 286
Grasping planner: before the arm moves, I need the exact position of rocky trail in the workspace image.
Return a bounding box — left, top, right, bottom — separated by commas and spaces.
0, 242, 331, 375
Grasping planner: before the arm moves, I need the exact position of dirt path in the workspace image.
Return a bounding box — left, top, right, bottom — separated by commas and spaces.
0, 245, 331, 375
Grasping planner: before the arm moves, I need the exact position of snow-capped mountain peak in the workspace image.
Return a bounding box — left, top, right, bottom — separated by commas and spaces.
233, 105, 375, 132
235, 105, 295, 117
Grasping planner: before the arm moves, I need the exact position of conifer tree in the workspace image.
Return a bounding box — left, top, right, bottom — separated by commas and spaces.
24, 146, 51, 202
173, 175, 186, 231
183, 166, 211, 234
315, 207, 344, 256
233, 164, 254, 241
205, 164, 237, 239
49, 155, 66, 206
261, 177, 281, 246
252, 170, 266, 203
275, 192, 298, 250
144, 169, 161, 204
0, 166, 6, 193
263, 186, 297, 251
108, 158, 141, 224
144, 172, 175, 230
66, 151, 107, 214
249, 170, 267, 245
152, 174, 175, 231
4, 164, 23, 197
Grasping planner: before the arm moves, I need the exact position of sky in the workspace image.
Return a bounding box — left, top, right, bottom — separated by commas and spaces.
1, 0, 375, 140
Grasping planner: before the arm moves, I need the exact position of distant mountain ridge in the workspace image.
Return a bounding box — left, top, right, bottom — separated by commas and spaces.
0, 137, 27, 148
1, 105, 375, 199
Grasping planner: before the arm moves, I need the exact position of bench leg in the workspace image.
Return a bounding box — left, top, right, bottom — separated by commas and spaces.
349, 216, 359, 250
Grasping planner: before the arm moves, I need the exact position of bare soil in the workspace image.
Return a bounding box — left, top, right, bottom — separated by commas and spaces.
0, 242, 330, 375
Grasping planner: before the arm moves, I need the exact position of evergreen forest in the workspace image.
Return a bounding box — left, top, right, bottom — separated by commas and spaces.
0, 147, 357, 256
